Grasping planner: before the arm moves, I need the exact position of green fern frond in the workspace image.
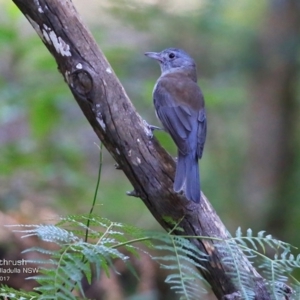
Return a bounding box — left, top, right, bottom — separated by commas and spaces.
4, 219, 300, 300
11, 223, 79, 244
0, 285, 39, 299
234, 227, 294, 255
218, 228, 300, 299
5, 216, 142, 299
216, 238, 256, 300
4, 216, 212, 300
152, 234, 209, 299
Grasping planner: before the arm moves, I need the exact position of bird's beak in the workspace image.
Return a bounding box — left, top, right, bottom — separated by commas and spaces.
144, 51, 163, 62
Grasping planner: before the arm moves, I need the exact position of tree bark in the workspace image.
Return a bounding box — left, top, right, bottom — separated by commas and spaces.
11, 0, 289, 299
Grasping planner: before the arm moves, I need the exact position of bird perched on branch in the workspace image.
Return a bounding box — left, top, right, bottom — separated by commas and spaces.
145, 48, 207, 203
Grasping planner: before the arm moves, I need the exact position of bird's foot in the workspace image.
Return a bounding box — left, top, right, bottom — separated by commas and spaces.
126, 190, 140, 198
143, 120, 163, 138
149, 124, 162, 131
114, 163, 121, 170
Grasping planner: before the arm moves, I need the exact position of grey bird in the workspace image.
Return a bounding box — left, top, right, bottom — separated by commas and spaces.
145, 48, 207, 203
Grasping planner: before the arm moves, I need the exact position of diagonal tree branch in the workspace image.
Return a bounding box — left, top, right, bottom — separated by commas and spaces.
11, 0, 288, 299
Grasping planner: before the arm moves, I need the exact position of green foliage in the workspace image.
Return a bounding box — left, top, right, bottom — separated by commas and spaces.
2, 221, 300, 299
217, 237, 256, 300
153, 234, 209, 298
0, 285, 40, 300
3, 216, 208, 300
233, 228, 300, 298
17, 216, 137, 299
214, 228, 300, 299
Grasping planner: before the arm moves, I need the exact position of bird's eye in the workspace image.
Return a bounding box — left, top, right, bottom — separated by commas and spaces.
169, 53, 175, 59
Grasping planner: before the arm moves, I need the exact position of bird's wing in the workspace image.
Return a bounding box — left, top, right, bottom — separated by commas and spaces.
156, 104, 192, 155
154, 85, 194, 155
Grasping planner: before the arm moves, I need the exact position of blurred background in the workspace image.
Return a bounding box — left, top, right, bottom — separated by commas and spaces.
0, 0, 300, 299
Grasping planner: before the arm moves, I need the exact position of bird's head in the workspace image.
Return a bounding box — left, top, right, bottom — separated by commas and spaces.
145, 48, 196, 78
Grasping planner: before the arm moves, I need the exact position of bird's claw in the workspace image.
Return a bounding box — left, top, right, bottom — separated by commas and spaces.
114, 163, 121, 170
149, 125, 162, 131
143, 120, 163, 139
126, 190, 140, 198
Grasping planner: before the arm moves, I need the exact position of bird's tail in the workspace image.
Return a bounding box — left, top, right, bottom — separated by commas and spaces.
174, 152, 200, 203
